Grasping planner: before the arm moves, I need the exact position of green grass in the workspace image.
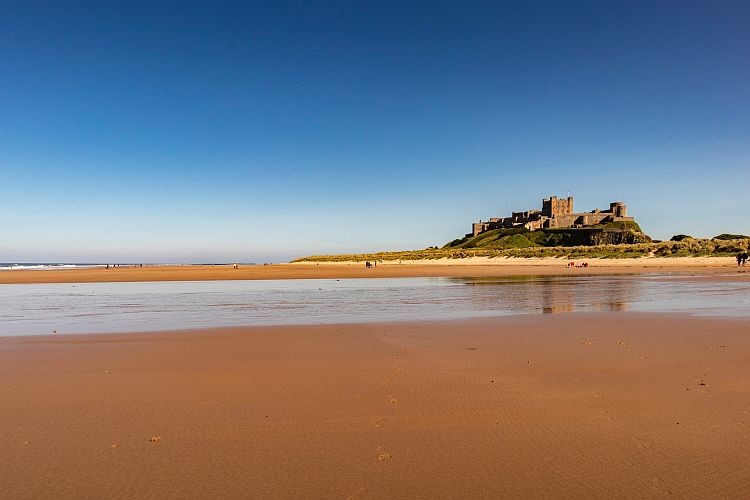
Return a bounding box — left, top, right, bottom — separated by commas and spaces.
443, 223, 649, 249
670, 234, 693, 242
293, 236, 750, 262
714, 233, 750, 240
581, 220, 644, 232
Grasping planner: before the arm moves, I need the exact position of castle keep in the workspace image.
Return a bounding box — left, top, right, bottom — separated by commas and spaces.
470, 196, 634, 237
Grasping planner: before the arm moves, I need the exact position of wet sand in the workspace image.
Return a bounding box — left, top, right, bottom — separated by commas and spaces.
0, 256, 745, 284
2, 313, 749, 498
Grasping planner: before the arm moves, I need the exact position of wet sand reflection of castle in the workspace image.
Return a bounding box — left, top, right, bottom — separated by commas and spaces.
461, 276, 633, 314
539, 278, 631, 313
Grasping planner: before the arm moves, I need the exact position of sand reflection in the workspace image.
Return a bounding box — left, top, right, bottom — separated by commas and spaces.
0, 275, 748, 335
460, 276, 635, 314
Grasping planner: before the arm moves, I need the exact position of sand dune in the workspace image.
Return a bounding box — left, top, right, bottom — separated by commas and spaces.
2, 313, 749, 498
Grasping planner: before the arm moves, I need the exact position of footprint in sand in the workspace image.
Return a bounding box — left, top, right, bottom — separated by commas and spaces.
631, 436, 649, 449
149, 436, 162, 443
373, 417, 384, 428
346, 487, 369, 500
651, 476, 672, 495
376, 447, 393, 462
389, 397, 399, 404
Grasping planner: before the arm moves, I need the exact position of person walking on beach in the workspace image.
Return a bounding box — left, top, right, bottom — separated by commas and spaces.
738, 253, 745, 267
741, 252, 749, 267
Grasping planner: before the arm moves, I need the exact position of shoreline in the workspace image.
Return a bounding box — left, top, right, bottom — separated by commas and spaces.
0, 256, 745, 284
2, 309, 747, 341
2, 313, 749, 498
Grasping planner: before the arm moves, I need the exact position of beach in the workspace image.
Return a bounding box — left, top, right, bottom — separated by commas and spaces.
6, 0, 749, 498
0, 256, 744, 284
1, 313, 749, 498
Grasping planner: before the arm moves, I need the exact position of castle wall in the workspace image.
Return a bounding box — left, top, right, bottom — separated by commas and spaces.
470, 197, 632, 237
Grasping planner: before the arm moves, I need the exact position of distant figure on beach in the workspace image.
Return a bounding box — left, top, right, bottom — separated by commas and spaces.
106, 265, 109, 269
567, 261, 588, 269
233, 263, 238, 269
365, 261, 372, 269
739, 252, 749, 267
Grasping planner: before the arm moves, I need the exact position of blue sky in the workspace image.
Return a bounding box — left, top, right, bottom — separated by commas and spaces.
1, 1, 748, 262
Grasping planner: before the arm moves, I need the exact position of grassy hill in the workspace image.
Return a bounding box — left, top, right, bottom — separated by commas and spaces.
445, 222, 648, 250
293, 222, 750, 263
293, 235, 750, 262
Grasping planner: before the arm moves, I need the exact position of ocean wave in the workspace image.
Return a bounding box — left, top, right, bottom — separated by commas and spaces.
0, 264, 107, 271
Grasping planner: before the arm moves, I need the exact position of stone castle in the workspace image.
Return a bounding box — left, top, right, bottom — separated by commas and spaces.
470, 196, 635, 237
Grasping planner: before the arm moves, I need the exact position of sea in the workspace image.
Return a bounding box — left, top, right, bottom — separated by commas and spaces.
0, 263, 108, 271
0, 263, 254, 271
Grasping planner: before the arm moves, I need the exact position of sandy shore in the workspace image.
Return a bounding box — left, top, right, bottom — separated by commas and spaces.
0, 257, 745, 284
2, 313, 749, 498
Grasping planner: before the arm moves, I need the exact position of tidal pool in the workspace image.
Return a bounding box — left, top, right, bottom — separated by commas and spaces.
0, 274, 748, 335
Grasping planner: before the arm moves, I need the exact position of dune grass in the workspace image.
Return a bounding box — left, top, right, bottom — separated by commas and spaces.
293, 237, 750, 262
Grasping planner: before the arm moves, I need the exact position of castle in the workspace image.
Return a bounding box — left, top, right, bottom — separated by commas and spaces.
470, 196, 634, 237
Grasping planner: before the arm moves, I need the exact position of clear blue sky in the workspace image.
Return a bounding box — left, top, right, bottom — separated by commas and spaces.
1, 1, 748, 262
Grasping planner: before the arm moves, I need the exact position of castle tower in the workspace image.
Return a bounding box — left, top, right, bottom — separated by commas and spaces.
542, 195, 574, 218
609, 202, 626, 217
564, 195, 574, 215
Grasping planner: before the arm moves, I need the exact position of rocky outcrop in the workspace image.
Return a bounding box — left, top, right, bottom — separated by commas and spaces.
586, 229, 651, 245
